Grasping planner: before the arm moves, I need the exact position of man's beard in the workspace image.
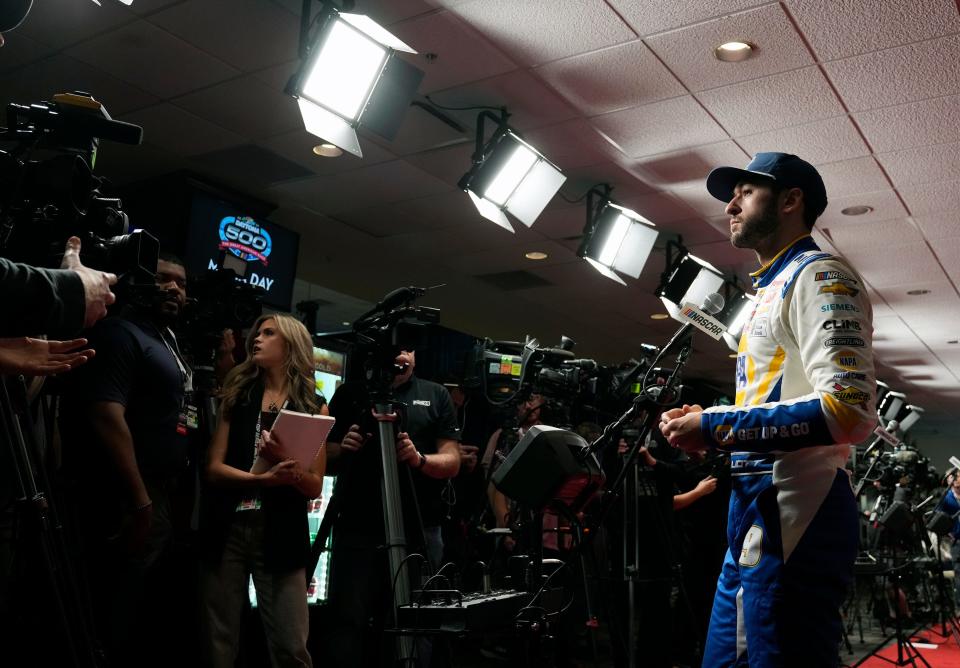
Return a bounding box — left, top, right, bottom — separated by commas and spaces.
731, 198, 779, 249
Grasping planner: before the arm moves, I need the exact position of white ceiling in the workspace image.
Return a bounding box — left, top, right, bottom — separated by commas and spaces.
2, 0, 959, 436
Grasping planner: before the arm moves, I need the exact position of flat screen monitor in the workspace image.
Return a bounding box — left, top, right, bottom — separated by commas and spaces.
185, 191, 299, 311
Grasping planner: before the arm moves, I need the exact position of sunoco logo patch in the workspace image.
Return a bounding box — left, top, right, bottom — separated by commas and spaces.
219, 216, 273, 266
714, 425, 734, 445
832, 384, 870, 405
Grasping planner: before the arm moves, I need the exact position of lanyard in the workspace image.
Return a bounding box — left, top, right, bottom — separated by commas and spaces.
156, 326, 192, 393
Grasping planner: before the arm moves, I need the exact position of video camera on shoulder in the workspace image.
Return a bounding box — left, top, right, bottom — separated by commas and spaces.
0, 92, 157, 281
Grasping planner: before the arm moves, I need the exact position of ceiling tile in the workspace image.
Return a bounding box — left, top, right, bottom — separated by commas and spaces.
855, 95, 960, 153
913, 214, 960, 241
645, 4, 813, 93
0, 34, 54, 73
738, 115, 869, 166
815, 157, 891, 200
257, 130, 397, 177
591, 95, 727, 157
391, 10, 517, 94
149, 0, 300, 72
878, 142, 960, 189
786, 0, 960, 61
402, 142, 474, 187
841, 242, 943, 287
442, 0, 635, 67
364, 102, 469, 156
428, 69, 577, 130
875, 281, 960, 327
447, 240, 577, 275
335, 190, 485, 237
931, 236, 960, 284
607, 0, 768, 37
671, 184, 728, 218
824, 34, 960, 112
118, 103, 245, 156
664, 218, 728, 246
822, 217, 923, 253
250, 59, 297, 92
560, 161, 658, 201
95, 141, 182, 186
269, 160, 452, 214
173, 75, 301, 139
817, 189, 908, 228
0, 54, 159, 116
629, 140, 750, 190
534, 39, 685, 116
18, 0, 133, 49
619, 192, 700, 226
66, 20, 240, 99
535, 206, 590, 241
899, 180, 960, 217
697, 67, 844, 137
521, 119, 617, 170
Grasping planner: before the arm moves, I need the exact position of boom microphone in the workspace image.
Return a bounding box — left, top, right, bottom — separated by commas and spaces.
661, 292, 725, 353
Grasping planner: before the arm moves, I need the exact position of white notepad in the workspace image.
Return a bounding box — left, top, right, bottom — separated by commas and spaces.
250, 409, 336, 474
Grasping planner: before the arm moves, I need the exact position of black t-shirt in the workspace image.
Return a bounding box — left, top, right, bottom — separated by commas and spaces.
60, 315, 188, 480
328, 375, 460, 545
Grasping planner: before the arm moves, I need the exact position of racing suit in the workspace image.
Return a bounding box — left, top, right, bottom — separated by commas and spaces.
699, 235, 875, 666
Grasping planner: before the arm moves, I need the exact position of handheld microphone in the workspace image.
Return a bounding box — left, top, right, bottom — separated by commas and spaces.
661, 292, 725, 353
863, 419, 899, 458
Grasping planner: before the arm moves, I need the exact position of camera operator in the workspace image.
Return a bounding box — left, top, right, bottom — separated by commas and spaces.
58, 250, 194, 665
1, 236, 117, 338
322, 348, 460, 667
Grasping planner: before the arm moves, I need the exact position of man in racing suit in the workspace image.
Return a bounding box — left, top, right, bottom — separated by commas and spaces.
660, 152, 875, 667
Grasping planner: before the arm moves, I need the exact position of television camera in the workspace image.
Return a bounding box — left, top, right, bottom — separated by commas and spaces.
0, 93, 157, 280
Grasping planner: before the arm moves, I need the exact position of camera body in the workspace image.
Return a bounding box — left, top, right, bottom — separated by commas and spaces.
0, 94, 157, 280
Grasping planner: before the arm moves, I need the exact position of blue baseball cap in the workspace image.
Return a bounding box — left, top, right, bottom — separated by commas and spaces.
706, 152, 828, 219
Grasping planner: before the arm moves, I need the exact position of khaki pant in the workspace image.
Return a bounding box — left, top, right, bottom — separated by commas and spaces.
201, 510, 312, 668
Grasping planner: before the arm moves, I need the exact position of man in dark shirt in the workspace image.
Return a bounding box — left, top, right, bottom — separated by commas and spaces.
323, 349, 460, 667
59, 252, 191, 664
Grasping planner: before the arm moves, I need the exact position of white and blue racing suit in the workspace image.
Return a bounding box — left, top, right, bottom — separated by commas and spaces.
699, 235, 876, 667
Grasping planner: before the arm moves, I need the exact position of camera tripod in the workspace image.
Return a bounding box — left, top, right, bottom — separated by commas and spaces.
0, 374, 102, 667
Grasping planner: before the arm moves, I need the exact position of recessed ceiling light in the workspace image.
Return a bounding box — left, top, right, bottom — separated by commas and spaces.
906, 289, 930, 296
728, 352, 739, 359
342, 321, 351, 326
714, 41, 755, 62
313, 143, 343, 158
650, 313, 670, 320
841, 205, 873, 216
525, 251, 549, 260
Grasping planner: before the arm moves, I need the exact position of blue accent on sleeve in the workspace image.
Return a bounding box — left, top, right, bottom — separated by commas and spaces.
780, 253, 832, 297
701, 397, 835, 452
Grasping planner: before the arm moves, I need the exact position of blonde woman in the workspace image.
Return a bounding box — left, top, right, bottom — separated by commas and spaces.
201, 314, 325, 668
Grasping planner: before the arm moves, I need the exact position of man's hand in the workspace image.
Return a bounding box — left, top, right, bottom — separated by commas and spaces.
396, 431, 421, 467
61, 236, 117, 328
694, 475, 718, 497
0, 336, 94, 376
638, 445, 657, 468
458, 444, 478, 473
340, 424, 369, 453
660, 404, 707, 452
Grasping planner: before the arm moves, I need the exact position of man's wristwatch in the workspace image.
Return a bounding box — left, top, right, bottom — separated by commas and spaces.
416, 451, 427, 470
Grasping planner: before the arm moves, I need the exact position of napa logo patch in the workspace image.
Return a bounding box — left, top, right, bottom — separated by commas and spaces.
219, 216, 273, 266
714, 425, 735, 446
834, 350, 859, 370
739, 524, 763, 567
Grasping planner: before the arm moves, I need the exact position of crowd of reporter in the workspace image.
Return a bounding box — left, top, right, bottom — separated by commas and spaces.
0, 239, 736, 668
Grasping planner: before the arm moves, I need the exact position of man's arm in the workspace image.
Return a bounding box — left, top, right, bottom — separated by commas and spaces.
89, 401, 150, 509
699, 258, 876, 452
0, 257, 86, 338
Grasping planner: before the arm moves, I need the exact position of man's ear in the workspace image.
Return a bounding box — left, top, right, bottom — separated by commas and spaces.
780, 187, 805, 216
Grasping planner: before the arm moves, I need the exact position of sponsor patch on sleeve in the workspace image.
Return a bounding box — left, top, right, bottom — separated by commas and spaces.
815, 270, 856, 283
831, 384, 870, 405
818, 282, 860, 297
824, 336, 865, 348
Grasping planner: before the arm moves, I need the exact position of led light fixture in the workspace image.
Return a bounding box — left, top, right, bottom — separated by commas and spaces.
286, 2, 424, 158
717, 283, 755, 353
576, 185, 658, 285
898, 405, 924, 434
459, 109, 566, 232
656, 239, 726, 321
